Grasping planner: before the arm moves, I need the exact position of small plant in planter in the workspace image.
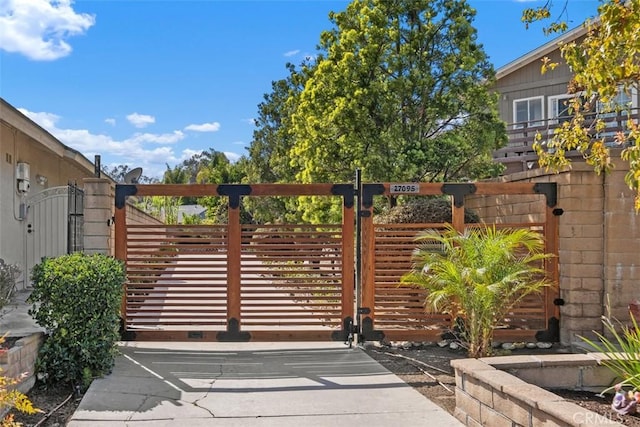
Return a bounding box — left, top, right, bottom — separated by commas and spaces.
29, 253, 125, 390
0, 260, 21, 310
581, 302, 640, 398
401, 225, 555, 358
0, 334, 41, 424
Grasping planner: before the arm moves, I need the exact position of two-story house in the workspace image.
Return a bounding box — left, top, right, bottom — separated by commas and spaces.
492, 24, 639, 175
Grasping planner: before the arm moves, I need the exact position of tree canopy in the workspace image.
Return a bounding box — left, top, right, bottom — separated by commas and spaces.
525, 0, 640, 210
288, 0, 505, 184
245, 0, 507, 222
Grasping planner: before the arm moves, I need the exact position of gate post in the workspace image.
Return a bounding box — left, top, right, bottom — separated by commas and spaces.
83, 178, 112, 255
359, 184, 385, 342
441, 183, 476, 232
217, 185, 251, 341
534, 182, 562, 343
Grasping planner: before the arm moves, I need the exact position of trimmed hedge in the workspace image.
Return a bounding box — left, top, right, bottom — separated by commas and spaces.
29, 253, 125, 389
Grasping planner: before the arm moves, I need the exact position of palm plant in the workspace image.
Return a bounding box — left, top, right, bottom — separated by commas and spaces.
401, 225, 555, 358
580, 300, 640, 394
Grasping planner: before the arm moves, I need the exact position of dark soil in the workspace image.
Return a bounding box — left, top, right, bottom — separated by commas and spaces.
10, 342, 640, 426
8, 383, 82, 427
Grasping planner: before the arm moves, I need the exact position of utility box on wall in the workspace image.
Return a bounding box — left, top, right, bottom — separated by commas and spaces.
16, 162, 30, 194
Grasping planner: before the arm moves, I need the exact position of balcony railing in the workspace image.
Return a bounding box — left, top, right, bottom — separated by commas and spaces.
494, 108, 639, 175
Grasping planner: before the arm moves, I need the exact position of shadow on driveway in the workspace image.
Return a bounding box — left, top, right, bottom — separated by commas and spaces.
69, 342, 462, 426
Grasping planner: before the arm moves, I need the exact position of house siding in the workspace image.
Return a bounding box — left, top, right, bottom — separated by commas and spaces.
495, 49, 573, 124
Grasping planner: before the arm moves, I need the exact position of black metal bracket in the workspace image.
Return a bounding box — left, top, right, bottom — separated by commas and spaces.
331, 316, 355, 342
357, 307, 371, 315
441, 183, 477, 208
553, 298, 565, 306
360, 317, 385, 342
217, 185, 252, 209
361, 184, 385, 209
533, 182, 558, 208
331, 184, 355, 208
535, 316, 560, 342
216, 318, 251, 342
115, 184, 138, 209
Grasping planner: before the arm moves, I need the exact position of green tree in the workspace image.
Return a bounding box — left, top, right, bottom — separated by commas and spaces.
195, 149, 242, 184
162, 164, 189, 184
401, 225, 554, 358
244, 63, 317, 224
525, 0, 640, 211
289, 0, 505, 186
246, 63, 311, 185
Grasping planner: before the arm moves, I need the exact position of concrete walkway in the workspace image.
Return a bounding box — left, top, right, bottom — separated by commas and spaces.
68, 341, 462, 426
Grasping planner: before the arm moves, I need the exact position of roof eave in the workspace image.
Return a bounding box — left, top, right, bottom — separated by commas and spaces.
495, 24, 590, 81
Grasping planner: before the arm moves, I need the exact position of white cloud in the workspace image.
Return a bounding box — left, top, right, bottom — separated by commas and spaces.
0, 0, 95, 61
128, 131, 184, 144
284, 49, 300, 57
18, 107, 186, 179
104, 118, 116, 126
126, 112, 155, 128
224, 151, 241, 163
17, 109, 60, 130
181, 148, 204, 159
184, 122, 221, 132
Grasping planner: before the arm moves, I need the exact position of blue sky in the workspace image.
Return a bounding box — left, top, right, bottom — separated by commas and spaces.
0, 0, 600, 179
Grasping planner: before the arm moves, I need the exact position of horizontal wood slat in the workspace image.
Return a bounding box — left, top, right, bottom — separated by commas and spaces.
123, 218, 347, 334
370, 223, 549, 338
115, 182, 555, 342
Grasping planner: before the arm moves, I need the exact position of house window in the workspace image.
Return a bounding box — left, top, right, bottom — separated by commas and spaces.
548, 94, 590, 125
597, 87, 636, 115
513, 96, 544, 129
549, 95, 576, 124
597, 87, 638, 145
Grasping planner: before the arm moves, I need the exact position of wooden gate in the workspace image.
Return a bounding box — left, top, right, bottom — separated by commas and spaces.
115, 181, 560, 342
115, 183, 354, 341
359, 182, 560, 343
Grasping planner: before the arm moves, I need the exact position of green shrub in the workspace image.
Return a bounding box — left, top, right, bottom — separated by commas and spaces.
29, 253, 125, 389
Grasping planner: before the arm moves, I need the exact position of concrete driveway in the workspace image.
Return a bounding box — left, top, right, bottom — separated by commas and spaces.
68, 341, 462, 426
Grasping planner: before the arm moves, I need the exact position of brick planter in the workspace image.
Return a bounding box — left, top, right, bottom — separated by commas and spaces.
452, 353, 623, 426
0, 332, 43, 394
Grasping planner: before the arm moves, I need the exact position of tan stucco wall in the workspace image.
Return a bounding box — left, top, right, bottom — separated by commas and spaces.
467, 150, 638, 345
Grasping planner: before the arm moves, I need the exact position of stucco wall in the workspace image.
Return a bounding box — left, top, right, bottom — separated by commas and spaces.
466, 150, 638, 345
